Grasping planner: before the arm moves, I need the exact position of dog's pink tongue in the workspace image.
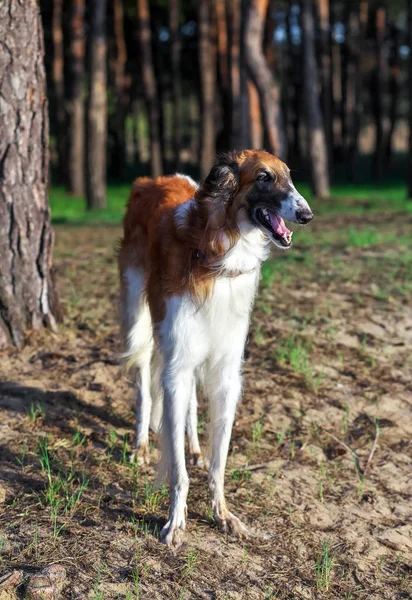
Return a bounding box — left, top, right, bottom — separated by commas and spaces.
269, 213, 290, 236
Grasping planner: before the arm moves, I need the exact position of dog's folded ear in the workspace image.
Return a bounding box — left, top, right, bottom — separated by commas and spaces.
203, 153, 240, 202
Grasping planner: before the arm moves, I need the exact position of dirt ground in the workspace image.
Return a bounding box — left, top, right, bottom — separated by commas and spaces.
0, 211, 411, 599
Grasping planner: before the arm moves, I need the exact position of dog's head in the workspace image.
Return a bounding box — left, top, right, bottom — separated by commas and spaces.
201, 150, 313, 250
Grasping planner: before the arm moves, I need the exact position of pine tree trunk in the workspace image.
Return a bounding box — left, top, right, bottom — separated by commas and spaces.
350, 0, 369, 180
316, 0, 333, 177
0, 0, 59, 348
52, 0, 66, 182
137, 0, 163, 178
408, 0, 412, 199
214, 0, 231, 151
301, 0, 330, 199
199, 0, 216, 179
170, 0, 182, 171
246, 0, 287, 160
385, 24, 400, 163
87, 0, 108, 209
227, 0, 249, 149
373, 5, 387, 180
112, 0, 128, 180
67, 0, 85, 196
248, 80, 263, 148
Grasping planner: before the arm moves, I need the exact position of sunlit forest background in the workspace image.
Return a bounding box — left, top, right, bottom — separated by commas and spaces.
40, 0, 412, 215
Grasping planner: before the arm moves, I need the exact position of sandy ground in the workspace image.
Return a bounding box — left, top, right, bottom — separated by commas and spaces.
0, 212, 411, 599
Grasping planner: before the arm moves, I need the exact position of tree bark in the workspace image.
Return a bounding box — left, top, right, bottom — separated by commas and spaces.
137, 0, 163, 178
67, 0, 85, 196
111, 0, 128, 180
214, 0, 231, 151
169, 0, 182, 171
248, 80, 263, 149
227, 0, 249, 149
86, 0, 108, 209
316, 0, 333, 176
246, 0, 287, 160
301, 0, 330, 199
198, 0, 216, 179
385, 23, 400, 163
408, 0, 412, 199
0, 0, 59, 348
372, 5, 387, 180
350, 0, 369, 180
52, 0, 66, 182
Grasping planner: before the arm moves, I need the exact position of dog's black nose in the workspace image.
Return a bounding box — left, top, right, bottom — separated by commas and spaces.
296, 209, 314, 224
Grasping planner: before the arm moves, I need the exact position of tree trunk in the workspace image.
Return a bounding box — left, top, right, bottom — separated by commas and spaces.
350, 0, 369, 180
373, 5, 387, 180
198, 0, 216, 179
301, 0, 330, 199
86, 0, 108, 209
385, 24, 400, 163
227, 0, 249, 149
112, 0, 128, 179
169, 0, 182, 171
67, 0, 85, 196
246, 0, 287, 160
316, 0, 333, 177
408, 0, 412, 199
0, 0, 59, 348
248, 80, 263, 148
214, 0, 231, 151
137, 0, 163, 178
52, 0, 66, 182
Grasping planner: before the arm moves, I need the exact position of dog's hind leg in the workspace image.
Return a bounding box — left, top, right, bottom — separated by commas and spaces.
120, 266, 153, 464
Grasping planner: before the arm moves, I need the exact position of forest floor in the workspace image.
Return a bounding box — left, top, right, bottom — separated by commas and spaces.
0, 194, 412, 599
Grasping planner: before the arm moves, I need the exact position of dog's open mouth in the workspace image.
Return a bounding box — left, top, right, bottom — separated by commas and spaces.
255, 208, 293, 247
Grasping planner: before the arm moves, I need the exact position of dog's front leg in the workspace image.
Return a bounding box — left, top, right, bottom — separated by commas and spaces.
206, 360, 249, 537
160, 365, 193, 548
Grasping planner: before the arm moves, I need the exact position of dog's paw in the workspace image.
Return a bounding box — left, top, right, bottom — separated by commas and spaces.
189, 451, 209, 470
129, 442, 150, 465
215, 511, 249, 538
160, 519, 186, 549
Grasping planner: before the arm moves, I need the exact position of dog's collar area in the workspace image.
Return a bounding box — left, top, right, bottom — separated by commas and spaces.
194, 248, 257, 279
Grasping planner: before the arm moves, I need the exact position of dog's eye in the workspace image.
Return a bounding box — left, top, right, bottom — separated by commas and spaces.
257, 171, 272, 182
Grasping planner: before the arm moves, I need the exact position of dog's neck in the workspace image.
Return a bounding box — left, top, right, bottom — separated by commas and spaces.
176, 196, 270, 279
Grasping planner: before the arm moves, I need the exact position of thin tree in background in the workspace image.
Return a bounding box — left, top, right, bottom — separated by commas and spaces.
67, 0, 85, 196
316, 0, 333, 176
0, 0, 59, 347
408, 0, 412, 199
169, 0, 182, 170
137, 0, 163, 178
373, 4, 387, 180
385, 23, 401, 163
227, 0, 249, 149
248, 80, 263, 148
198, 0, 216, 179
112, 0, 128, 179
301, 0, 330, 199
87, 0, 108, 209
52, 0, 66, 181
246, 0, 287, 160
350, 0, 368, 180
214, 0, 231, 150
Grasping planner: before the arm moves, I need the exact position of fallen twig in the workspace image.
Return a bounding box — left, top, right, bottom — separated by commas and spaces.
363, 419, 380, 477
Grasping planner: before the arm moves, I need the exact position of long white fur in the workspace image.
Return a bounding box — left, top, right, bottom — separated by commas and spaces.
122, 188, 307, 544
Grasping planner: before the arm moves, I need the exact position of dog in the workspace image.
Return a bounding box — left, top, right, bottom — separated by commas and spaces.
118, 150, 313, 547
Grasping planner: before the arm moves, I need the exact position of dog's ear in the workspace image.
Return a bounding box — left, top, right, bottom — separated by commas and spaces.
203, 154, 240, 202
